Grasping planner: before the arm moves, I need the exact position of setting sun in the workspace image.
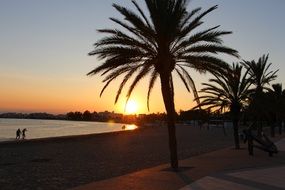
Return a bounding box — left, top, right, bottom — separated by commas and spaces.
125, 100, 138, 114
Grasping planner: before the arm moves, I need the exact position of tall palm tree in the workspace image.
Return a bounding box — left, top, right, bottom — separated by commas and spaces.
194, 63, 251, 149
88, 0, 238, 169
242, 54, 278, 136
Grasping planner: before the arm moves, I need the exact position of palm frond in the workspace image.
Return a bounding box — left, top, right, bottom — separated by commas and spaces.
196, 63, 251, 113
241, 54, 278, 93
131, 0, 152, 28
147, 70, 159, 111
126, 62, 153, 103
114, 66, 141, 103
180, 55, 230, 74
180, 5, 218, 38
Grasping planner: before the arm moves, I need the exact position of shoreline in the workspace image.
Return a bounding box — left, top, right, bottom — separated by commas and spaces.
0, 123, 187, 145
0, 118, 141, 145
0, 127, 142, 146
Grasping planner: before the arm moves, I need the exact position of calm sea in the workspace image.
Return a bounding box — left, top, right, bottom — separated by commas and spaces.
0, 118, 137, 142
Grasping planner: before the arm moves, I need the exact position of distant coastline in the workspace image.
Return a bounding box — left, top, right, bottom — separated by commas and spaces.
0, 109, 218, 125
0, 112, 66, 120
0, 111, 167, 125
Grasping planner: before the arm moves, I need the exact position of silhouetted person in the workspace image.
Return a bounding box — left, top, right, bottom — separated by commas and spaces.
22, 128, 27, 139
16, 128, 21, 140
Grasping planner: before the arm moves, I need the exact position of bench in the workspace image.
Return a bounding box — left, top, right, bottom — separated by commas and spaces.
243, 129, 278, 156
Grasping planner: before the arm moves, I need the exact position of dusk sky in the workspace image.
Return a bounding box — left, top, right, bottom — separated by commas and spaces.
1, 0, 284, 114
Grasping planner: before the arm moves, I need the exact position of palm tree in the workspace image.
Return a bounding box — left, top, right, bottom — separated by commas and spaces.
87, 0, 238, 169
242, 54, 278, 136
267, 84, 285, 136
194, 63, 251, 149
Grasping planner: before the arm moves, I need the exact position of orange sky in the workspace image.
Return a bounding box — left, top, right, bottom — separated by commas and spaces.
0, 71, 200, 114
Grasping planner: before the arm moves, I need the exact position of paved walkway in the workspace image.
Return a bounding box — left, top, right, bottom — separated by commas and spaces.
181, 138, 285, 190
72, 138, 285, 190
181, 165, 285, 190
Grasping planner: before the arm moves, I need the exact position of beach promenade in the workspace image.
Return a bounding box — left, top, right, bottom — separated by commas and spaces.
73, 138, 285, 190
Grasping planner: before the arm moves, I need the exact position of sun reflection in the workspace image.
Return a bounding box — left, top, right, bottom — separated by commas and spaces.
122, 124, 138, 130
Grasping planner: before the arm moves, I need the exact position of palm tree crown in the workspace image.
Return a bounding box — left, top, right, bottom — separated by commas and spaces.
194, 63, 252, 148
88, 0, 238, 107
269, 84, 285, 101
242, 54, 278, 93
88, 0, 238, 169
267, 83, 285, 119
195, 63, 251, 113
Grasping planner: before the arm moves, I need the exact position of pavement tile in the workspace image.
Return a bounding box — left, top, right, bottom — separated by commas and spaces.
180, 176, 259, 190
229, 166, 285, 189
276, 139, 285, 151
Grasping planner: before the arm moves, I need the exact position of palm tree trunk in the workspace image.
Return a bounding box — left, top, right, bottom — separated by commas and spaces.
231, 107, 240, 149
270, 124, 275, 137
277, 114, 282, 135
222, 119, 227, 136
160, 73, 178, 170
271, 113, 276, 137
233, 118, 240, 149
255, 91, 263, 137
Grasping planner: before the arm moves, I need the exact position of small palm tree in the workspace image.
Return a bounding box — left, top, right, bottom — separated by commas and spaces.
88, 0, 238, 169
267, 84, 285, 136
194, 63, 251, 149
242, 54, 278, 135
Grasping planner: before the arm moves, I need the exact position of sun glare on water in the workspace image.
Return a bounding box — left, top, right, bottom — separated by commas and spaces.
125, 100, 138, 114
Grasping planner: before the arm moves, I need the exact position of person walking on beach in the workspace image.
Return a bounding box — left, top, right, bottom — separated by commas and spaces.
16, 128, 21, 140
22, 128, 27, 140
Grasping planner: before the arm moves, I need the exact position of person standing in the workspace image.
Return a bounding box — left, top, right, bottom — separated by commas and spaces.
22, 128, 27, 140
16, 128, 21, 140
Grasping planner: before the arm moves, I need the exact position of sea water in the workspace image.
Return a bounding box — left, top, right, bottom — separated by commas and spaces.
0, 118, 136, 142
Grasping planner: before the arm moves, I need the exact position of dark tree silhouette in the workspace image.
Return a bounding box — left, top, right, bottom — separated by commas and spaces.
242, 54, 278, 136
88, 0, 238, 169
194, 63, 251, 149
267, 84, 285, 136
83, 110, 92, 121
67, 111, 83, 121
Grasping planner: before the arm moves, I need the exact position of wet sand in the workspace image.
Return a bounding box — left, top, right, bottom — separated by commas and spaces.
0, 124, 234, 190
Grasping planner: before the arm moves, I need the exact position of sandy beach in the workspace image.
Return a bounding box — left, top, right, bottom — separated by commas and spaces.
0, 124, 234, 190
